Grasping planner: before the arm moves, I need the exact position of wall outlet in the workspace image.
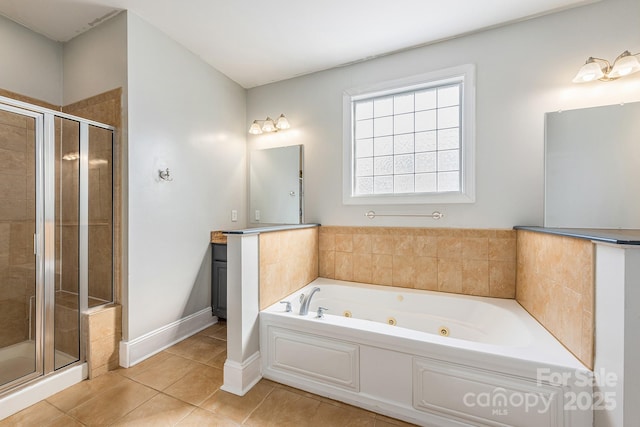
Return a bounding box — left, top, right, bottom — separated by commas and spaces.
231, 209, 238, 222
255, 210, 260, 221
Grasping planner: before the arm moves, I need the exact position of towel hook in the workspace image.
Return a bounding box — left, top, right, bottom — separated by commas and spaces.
158, 168, 173, 181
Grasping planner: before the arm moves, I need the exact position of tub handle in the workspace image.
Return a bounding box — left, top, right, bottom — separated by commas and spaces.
279, 301, 292, 313
316, 306, 329, 319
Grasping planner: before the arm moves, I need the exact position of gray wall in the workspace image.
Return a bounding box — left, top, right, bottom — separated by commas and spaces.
247, 0, 640, 229
1, 11, 248, 343
125, 12, 246, 340
0, 14, 63, 104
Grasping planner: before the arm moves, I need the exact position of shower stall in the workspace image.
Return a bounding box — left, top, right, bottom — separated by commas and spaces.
0, 95, 114, 394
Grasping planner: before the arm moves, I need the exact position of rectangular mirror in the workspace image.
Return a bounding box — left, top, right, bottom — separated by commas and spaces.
545, 102, 640, 228
249, 144, 303, 225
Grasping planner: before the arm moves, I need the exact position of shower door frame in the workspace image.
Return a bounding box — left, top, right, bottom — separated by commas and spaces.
0, 95, 116, 392
0, 102, 45, 389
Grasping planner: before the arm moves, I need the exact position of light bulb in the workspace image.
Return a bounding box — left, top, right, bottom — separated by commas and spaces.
249, 121, 262, 135
262, 117, 276, 132
276, 114, 290, 130
572, 60, 605, 83
609, 53, 640, 78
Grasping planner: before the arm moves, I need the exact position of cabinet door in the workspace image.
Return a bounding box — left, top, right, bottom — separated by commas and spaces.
213, 243, 227, 261
212, 261, 227, 319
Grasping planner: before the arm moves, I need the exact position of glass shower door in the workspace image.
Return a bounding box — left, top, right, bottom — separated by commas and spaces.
0, 95, 115, 396
0, 105, 41, 389
54, 117, 81, 370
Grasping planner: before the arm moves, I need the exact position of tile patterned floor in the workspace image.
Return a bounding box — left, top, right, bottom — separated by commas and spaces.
1, 322, 416, 426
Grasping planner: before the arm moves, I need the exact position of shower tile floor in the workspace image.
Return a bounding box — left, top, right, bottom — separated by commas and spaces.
0, 321, 415, 426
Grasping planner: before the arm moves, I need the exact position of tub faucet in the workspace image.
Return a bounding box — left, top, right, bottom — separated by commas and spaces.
299, 287, 320, 315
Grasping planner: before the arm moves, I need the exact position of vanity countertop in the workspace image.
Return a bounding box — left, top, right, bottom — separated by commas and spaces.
223, 223, 320, 235
211, 224, 320, 243
210, 231, 227, 244
514, 226, 640, 245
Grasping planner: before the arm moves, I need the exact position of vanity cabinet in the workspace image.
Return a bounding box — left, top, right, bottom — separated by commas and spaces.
211, 243, 227, 319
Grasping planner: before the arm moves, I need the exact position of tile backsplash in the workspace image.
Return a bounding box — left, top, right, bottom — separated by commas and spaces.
259, 227, 319, 310
318, 226, 516, 298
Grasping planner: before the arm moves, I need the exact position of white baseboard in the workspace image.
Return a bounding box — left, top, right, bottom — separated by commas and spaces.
220, 351, 262, 396
119, 308, 217, 368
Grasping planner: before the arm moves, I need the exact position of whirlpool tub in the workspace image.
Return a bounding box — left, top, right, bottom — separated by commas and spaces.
260, 278, 592, 427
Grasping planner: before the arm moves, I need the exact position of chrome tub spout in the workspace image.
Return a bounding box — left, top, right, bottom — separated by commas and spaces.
299, 287, 320, 315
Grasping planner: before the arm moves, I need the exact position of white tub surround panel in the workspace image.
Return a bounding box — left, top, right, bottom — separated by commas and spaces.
261, 279, 592, 427
221, 233, 262, 396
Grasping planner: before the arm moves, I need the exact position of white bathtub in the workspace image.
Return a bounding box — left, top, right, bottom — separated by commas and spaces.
260, 278, 593, 427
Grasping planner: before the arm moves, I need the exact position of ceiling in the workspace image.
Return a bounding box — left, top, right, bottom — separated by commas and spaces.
0, 0, 595, 88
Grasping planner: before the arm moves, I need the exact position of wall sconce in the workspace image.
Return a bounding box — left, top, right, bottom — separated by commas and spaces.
248, 114, 290, 134
573, 50, 640, 83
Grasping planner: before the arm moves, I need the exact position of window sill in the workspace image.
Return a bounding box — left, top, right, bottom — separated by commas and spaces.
342, 191, 475, 205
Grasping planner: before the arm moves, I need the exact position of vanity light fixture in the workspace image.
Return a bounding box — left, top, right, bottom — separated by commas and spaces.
573, 50, 640, 83
248, 114, 290, 134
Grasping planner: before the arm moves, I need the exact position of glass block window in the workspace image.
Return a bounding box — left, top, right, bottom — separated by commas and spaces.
353, 83, 462, 195
343, 65, 475, 205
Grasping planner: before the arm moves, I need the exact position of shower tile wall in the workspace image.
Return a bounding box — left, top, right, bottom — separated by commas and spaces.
0, 89, 59, 111
516, 230, 594, 369
319, 226, 516, 298
58, 117, 80, 295
63, 89, 120, 305
52, 117, 81, 359
54, 292, 80, 358
0, 109, 35, 347
50, 89, 120, 360
63, 89, 121, 372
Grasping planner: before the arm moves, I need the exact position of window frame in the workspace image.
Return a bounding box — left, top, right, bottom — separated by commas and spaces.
342, 64, 476, 205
